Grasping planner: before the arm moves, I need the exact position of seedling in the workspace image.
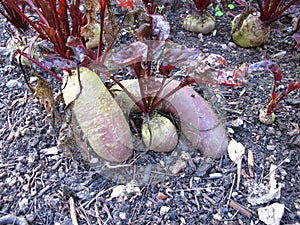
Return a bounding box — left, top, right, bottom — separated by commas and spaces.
248, 60, 300, 124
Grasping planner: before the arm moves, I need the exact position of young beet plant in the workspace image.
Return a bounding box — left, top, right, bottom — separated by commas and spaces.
231, 0, 299, 47
183, 0, 216, 34
248, 60, 300, 124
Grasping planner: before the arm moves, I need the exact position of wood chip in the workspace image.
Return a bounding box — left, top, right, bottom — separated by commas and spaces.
229, 200, 252, 218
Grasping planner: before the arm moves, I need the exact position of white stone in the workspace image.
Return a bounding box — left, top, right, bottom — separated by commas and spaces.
6, 79, 22, 88
119, 212, 126, 220
258, 203, 284, 225
160, 206, 170, 216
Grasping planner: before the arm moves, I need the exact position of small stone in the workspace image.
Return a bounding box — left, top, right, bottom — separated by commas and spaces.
19, 198, 29, 212
267, 127, 275, 134
119, 212, 126, 220
227, 127, 234, 134
27, 152, 37, 165
169, 159, 186, 174
108, 185, 125, 201
266, 145, 276, 151
258, 203, 284, 225
29, 76, 38, 83
220, 43, 229, 50
25, 214, 35, 223
6, 79, 22, 88
157, 192, 167, 200
231, 118, 243, 127
231, 191, 238, 198
160, 206, 170, 216
228, 42, 237, 49
213, 213, 222, 221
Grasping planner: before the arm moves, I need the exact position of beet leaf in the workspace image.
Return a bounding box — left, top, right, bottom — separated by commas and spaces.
0, 0, 28, 32
256, 0, 298, 23
249, 60, 300, 114
192, 0, 214, 12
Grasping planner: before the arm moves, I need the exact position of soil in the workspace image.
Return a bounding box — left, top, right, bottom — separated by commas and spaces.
0, 1, 300, 225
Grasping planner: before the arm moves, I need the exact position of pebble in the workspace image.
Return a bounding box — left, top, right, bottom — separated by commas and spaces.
19, 197, 29, 212
267, 127, 276, 134
169, 159, 186, 174
6, 79, 22, 88
227, 127, 235, 134
231, 118, 244, 127
119, 212, 126, 220
29, 76, 38, 83
228, 42, 237, 49
231, 191, 238, 198
27, 152, 37, 165
108, 185, 125, 201
266, 145, 276, 151
160, 206, 170, 216
258, 203, 285, 225
220, 44, 229, 50
157, 192, 167, 200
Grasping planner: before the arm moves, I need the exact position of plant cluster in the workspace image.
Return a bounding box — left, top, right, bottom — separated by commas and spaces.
0, 0, 299, 163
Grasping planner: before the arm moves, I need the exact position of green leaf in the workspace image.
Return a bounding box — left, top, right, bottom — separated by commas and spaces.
228, 4, 235, 10
215, 10, 224, 16
215, 5, 223, 17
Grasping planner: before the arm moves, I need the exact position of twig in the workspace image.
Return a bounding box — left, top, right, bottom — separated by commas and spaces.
82, 186, 115, 208
69, 196, 79, 225
227, 174, 236, 207
37, 184, 53, 198
260, 156, 289, 182
229, 200, 252, 218
95, 204, 103, 225
0, 214, 28, 225
0, 163, 17, 169
202, 193, 216, 205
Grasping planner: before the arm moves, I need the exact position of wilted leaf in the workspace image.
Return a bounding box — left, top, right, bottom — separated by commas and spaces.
248, 60, 282, 83
247, 164, 282, 205
136, 14, 170, 42
228, 139, 245, 190
110, 41, 148, 65
227, 139, 245, 163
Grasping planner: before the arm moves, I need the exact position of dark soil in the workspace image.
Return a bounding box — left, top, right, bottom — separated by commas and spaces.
0, 1, 299, 225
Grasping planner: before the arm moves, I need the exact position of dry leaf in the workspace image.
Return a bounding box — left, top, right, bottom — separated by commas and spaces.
228, 139, 245, 163
227, 139, 245, 190
247, 164, 282, 205
248, 149, 254, 178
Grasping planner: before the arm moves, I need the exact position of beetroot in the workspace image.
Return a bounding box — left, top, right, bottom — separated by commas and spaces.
112, 79, 228, 159
63, 68, 133, 163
